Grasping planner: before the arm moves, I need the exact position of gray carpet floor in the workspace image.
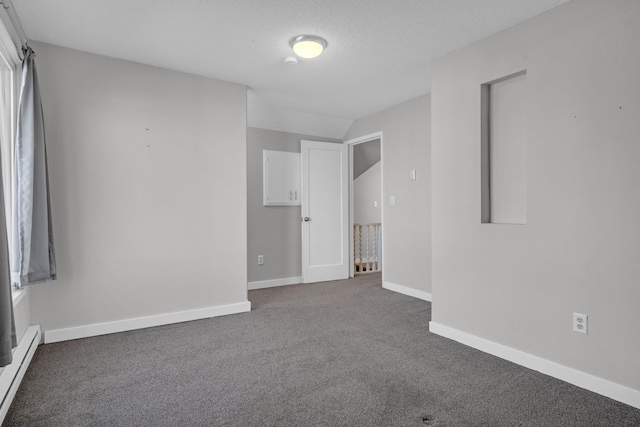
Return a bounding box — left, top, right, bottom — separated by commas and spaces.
4, 273, 640, 426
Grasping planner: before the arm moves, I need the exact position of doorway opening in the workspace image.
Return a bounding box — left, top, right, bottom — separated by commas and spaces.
345, 132, 383, 279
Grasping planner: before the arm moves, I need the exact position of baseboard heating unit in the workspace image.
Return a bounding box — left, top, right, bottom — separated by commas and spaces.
0, 325, 40, 424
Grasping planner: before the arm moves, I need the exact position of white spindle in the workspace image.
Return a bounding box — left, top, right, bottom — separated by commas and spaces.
354, 222, 381, 275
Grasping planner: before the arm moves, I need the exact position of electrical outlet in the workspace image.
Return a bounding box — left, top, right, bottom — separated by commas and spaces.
410, 170, 416, 180
373, 201, 378, 208
390, 196, 395, 206
573, 313, 588, 334
258, 255, 264, 265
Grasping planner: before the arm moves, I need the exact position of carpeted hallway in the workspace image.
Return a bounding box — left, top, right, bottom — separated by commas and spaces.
4, 274, 640, 426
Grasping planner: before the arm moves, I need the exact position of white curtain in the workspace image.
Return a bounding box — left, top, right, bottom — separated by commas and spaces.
11, 47, 55, 287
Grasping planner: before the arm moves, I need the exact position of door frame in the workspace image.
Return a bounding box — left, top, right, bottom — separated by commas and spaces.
344, 131, 384, 280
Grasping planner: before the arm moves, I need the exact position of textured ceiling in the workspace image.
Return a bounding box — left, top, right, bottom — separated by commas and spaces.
13, 0, 569, 138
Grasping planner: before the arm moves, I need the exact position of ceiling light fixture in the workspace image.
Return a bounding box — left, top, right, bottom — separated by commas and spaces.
290, 35, 327, 59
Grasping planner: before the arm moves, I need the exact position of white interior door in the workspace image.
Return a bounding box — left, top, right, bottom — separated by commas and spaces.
301, 140, 349, 284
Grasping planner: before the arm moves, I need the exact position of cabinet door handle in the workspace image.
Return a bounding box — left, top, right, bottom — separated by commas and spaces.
302, 217, 310, 222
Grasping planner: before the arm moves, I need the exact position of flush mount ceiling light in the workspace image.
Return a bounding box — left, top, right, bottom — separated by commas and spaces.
290, 35, 327, 59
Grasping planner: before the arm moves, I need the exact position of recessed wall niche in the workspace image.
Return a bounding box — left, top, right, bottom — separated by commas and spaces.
481, 70, 527, 224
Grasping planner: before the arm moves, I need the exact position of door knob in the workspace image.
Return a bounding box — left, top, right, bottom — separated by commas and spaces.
303, 217, 310, 222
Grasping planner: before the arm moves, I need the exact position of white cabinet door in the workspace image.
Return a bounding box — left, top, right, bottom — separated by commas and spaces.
263, 150, 301, 206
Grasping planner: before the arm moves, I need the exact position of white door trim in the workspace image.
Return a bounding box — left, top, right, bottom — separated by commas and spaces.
343, 131, 384, 281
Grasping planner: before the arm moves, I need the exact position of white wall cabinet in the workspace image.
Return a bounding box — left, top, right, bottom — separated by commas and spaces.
263, 150, 301, 206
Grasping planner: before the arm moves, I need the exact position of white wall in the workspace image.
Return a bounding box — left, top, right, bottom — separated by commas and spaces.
344, 95, 430, 295
354, 161, 381, 224
13, 293, 30, 344
247, 127, 341, 284
28, 42, 248, 337
431, 0, 640, 400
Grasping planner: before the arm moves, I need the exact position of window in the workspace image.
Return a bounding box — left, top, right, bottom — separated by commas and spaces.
0, 21, 22, 300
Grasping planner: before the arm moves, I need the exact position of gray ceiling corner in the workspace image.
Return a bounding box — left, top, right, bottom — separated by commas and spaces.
247, 89, 353, 139
13, 0, 570, 137
353, 139, 381, 180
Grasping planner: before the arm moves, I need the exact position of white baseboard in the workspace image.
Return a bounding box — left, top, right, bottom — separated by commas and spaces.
0, 325, 41, 424
44, 301, 251, 344
248, 276, 303, 290
383, 281, 432, 301
429, 321, 640, 409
